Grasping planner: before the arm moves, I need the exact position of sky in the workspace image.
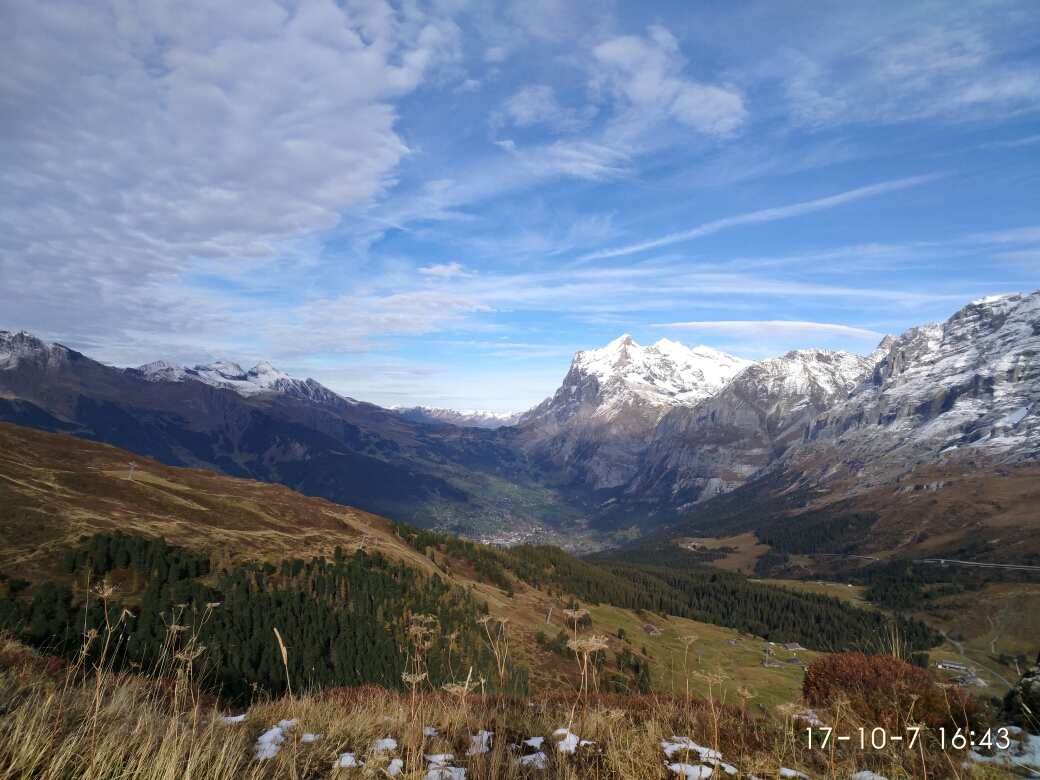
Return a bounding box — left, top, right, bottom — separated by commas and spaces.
1, 1, 1039, 412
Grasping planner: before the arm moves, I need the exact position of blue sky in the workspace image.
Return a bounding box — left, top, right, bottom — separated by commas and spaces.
2, 1, 1038, 411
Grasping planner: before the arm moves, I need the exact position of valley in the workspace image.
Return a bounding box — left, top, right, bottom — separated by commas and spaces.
0, 422, 925, 705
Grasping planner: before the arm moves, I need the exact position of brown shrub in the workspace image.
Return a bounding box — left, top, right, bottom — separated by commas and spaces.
803, 652, 989, 731
0, 649, 69, 678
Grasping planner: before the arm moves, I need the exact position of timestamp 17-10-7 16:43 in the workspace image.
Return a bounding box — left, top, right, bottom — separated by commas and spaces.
806, 726, 1011, 751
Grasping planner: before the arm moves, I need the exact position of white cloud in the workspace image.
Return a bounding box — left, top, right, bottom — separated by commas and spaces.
0, 0, 460, 335
592, 25, 746, 139
659, 320, 884, 341
501, 85, 595, 131
497, 138, 631, 180
274, 290, 490, 355
419, 262, 468, 278
784, 27, 1040, 129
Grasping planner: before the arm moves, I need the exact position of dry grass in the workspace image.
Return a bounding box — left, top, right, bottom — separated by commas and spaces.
0, 635, 1027, 780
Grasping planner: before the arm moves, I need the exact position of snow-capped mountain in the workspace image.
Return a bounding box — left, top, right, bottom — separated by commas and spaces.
631, 344, 893, 506
517, 335, 753, 488
523, 335, 751, 424
132, 358, 353, 407
0, 330, 74, 371
391, 406, 521, 429
800, 290, 1040, 480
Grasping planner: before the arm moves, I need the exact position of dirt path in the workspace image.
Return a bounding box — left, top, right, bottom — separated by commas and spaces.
989, 595, 1019, 654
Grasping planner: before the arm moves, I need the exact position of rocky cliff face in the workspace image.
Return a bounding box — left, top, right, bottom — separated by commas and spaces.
799, 290, 1040, 482
517, 335, 751, 488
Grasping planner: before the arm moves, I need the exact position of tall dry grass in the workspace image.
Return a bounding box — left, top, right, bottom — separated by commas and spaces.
0, 633, 1026, 780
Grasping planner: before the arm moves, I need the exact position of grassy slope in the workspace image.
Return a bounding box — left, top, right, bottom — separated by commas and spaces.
0, 422, 811, 707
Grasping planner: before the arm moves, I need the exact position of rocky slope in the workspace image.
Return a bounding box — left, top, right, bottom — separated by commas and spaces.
796, 290, 1040, 483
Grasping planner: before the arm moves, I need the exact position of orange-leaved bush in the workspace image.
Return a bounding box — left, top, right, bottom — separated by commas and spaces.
803, 652, 988, 732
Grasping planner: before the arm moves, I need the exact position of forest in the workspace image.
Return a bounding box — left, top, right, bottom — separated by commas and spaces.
1, 531, 510, 703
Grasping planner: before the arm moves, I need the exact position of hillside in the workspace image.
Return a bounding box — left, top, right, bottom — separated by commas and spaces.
0, 422, 930, 708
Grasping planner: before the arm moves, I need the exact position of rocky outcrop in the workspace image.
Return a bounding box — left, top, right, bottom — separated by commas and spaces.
1004, 652, 1040, 733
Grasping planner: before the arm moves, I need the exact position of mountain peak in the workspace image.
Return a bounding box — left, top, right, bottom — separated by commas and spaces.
0, 330, 73, 370
563, 335, 755, 413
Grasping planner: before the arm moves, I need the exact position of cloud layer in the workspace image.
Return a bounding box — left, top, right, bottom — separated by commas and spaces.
2, 1, 1038, 410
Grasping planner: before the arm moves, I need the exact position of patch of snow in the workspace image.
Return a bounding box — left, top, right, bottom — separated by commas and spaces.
667, 763, 714, 779
661, 737, 721, 762
466, 730, 493, 755
254, 719, 297, 760
301, 733, 323, 742
851, 772, 889, 780
553, 728, 594, 754
972, 728, 1040, 772
388, 758, 404, 776
524, 736, 545, 749
515, 752, 548, 769
333, 752, 363, 768
220, 713, 246, 724
425, 754, 454, 767
792, 709, 825, 727
424, 769, 466, 780
996, 406, 1030, 427
779, 769, 809, 779
423, 726, 439, 737
372, 738, 398, 752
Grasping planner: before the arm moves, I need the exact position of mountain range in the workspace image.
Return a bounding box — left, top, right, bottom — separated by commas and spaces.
1, 288, 1037, 550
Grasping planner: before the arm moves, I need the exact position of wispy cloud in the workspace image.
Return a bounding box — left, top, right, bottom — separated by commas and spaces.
783, 26, 1040, 129
419, 262, 469, 278
657, 320, 885, 341
579, 175, 939, 260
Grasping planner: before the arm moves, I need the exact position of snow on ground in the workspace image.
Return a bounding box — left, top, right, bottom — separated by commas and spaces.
779, 769, 809, 779
661, 737, 721, 762
524, 736, 544, 749
850, 772, 889, 780
466, 730, 493, 755
969, 727, 1040, 773
553, 728, 594, 753
219, 713, 246, 724
388, 758, 404, 776
661, 737, 735, 775
666, 763, 714, 779
333, 752, 363, 768
372, 738, 398, 752
301, 733, 322, 742
253, 718, 297, 760
424, 726, 439, 737
515, 752, 548, 769
424, 768, 466, 780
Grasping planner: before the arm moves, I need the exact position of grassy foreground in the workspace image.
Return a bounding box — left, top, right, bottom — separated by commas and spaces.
0, 635, 1027, 780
